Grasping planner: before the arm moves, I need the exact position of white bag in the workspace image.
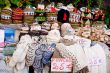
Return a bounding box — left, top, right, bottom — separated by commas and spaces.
56, 43, 88, 72
84, 44, 107, 73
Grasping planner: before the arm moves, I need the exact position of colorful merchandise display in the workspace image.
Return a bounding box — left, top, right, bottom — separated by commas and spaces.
0, 1, 109, 73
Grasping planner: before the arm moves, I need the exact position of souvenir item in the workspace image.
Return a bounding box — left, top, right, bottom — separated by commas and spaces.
46, 29, 61, 43
92, 8, 105, 26
60, 35, 75, 46
14, 30, 20, 43
80, 7, 86, 12
46, 2, 56, 12
80, 7, 93, 27
70, 8, 81, 29
5, 28, 15, 43
70, 12, 81, 23
81, 28, 91, 38
61, 23, 75, 36
42, 43, 56, 64
41, 22, 51, 31
67, 4, 74, 12
1, 7, 12, 24
75, 26, 110, 43
4, 28, 15, 44
9, 35, 32, 73
26, 43, 37, 66
46, 12, 57, 22
12, 8, 23, 24
46, 3, 57, 22
24, 6, 35, 24
35, 4, 46, 24
57, 7, 70, 23
31, 24, 41, 31
33, 43, 55, 73
3, 46, 15, 56
37, 4, 45, 12
57, 43, 88, 73
51, 22, 60, 30
57, 3, 64, 10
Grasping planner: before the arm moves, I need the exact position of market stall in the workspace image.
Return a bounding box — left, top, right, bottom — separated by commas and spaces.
0, 0, 110, 73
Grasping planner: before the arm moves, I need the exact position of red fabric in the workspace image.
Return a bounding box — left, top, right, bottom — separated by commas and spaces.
63, 13, 67, 21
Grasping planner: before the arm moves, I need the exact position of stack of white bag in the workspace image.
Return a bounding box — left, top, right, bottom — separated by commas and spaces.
57, 35, 107, 73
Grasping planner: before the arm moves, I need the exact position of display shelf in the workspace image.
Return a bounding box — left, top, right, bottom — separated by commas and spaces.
0, 24, 22, 30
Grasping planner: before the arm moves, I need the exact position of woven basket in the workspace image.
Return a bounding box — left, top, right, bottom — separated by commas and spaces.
12, 8, 23, 24
24, 15, 34, 24
1, 9, 12, 24
24, 6, 35, 24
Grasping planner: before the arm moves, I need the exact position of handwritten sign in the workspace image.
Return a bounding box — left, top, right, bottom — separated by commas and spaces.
51, 58, 72, 72
74, 36, 91, 48
89, 57, 103, 66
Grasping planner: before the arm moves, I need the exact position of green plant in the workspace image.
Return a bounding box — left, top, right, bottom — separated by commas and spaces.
10, 0, 32, 7
74, 0, 80, 7
97, 0, 104, 9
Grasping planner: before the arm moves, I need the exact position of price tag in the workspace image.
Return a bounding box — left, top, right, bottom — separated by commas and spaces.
89, 57, 103, 66
74, 36, 91, 48
51, 58, 72, 72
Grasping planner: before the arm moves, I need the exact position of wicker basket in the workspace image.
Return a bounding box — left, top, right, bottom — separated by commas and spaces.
12, 8, 23, 24
1, 8, 12, 24
24, 6, 35, 24
24, 15, 34, 24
